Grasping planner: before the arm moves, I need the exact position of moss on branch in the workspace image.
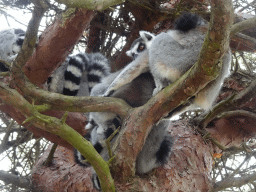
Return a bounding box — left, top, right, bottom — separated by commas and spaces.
55, 0, 124, 11
0, 81, 115, 192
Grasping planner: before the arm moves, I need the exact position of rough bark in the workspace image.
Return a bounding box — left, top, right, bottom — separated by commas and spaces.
32, 144, 98, 192
23, 8, 95, 86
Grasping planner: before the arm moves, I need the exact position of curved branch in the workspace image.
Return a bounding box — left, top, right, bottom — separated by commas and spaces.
0, 82, 115, 192
14, 77, 131, 116
218, 110, 256, 120
231, 16, 256, 36
199, 77, 256, 128
55, 0, 124, 11
114, 0, 234, 179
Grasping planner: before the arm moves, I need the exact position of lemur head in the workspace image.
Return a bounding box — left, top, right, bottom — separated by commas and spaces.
126, 31, 155, 60
0, 28, 25, 71
12, 29, 25, 55
85, 73, 122, 152
85, 112, 121, 152
7, 29, 25, 63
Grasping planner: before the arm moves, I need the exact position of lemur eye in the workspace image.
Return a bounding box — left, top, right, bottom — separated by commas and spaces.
139, 44, 145, 51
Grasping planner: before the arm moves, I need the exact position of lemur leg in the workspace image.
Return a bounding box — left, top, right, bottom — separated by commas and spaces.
103, 51, 149, 97
152, 77, 171, 96
152, 80, 164, 96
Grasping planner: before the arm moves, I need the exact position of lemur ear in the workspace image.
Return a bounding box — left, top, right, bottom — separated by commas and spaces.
139, 31, 155, 42
126, 50, 133, 57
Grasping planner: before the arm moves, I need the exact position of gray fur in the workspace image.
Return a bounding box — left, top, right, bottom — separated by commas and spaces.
103, 13, 231, 115
48, 52, 110, 97
0, 28, 25, 71
136, 119, 173, 174
75, 71, 173, 190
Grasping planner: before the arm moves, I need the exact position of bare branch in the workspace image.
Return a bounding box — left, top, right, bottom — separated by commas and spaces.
213, 171, 256, 191
231, 16, 256, 36
199, 77, 256, 128
218, 110, 256, 120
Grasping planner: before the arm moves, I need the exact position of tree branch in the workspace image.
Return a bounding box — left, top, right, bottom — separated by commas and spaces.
13, 3, 46, 70
23, 8, 95, 85
199, 77, 256, 128
231, 15, 256, 36
0, 81, 115, 192
4, 4, 117, 191
213, 171, 256, 191
55, 0, 124, 11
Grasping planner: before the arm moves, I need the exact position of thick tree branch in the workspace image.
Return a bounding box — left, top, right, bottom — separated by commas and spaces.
23, 8, 95, 85
231, 32, 256, 52
11, 74, 131, 116
4, 5, 117, 191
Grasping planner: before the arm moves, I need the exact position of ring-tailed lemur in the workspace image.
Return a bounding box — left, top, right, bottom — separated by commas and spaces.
103, 12, 232, 116
73, 39, 174, 188
0, 28, 25, 72
48, 52, 111, 97
74, 58, 174, 190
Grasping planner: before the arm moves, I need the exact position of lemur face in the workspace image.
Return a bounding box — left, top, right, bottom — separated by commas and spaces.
0, 29, 25, 71
126, 31, 155, 60
85, 112, 121, 151
12, 30, 25, 55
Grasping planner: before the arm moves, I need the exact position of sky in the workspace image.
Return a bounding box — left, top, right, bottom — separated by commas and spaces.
0, 7, 40, 174
0, 8, 31, 31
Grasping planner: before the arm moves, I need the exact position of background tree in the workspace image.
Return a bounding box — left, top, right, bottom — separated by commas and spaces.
0, 0, 256, 191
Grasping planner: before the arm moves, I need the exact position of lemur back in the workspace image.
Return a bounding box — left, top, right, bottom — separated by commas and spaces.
103, 12, 231, 116
0, 28, 25, 72
48, 52, 110, 96
148, 13, 231, 111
